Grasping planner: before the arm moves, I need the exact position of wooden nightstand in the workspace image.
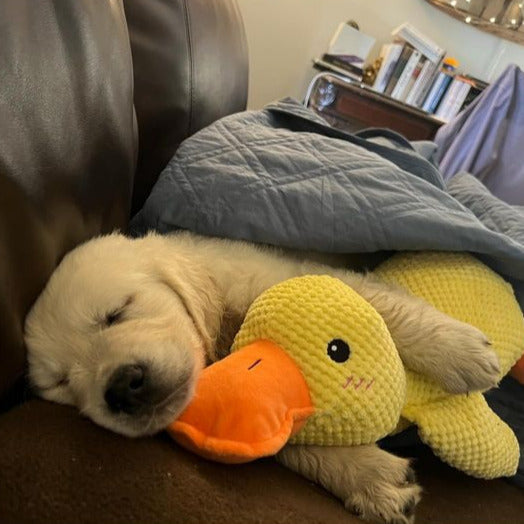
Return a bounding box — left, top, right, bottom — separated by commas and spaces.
305, 70, 444, 141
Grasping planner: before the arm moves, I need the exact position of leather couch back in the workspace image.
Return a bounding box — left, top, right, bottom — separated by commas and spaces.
0, 0, 136, 407
0, 0, 248, 407
124, 0, 248, 213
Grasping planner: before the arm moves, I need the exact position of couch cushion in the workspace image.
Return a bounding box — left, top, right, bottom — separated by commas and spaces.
0, 400, 354, 524
1, 399, 523, 524
0, 0, 137, 407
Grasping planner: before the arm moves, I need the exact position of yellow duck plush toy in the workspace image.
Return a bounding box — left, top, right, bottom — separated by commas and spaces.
375, 252, 523, 478
169, 252, 524, 479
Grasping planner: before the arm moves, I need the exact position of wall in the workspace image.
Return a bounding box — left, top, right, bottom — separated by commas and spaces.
237, 0, 524, 109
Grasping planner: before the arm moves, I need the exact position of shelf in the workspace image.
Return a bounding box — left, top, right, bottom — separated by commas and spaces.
307, 68, 445, 140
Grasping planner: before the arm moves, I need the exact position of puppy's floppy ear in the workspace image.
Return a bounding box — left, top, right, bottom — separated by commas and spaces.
155, 257, 223, 361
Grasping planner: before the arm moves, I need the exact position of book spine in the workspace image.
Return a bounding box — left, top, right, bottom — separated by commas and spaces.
323, 55, 363, 76
447, 81, 472, 120
316, 57, 362, 81
405, 58, 432, 105
391, 50, 422, 100
400, 57, 424, 102
384, 45, 412, 96
422, 71, 446, 112
373, 44, 403, 93
371, 44, 390, 91
426, 73, 453, 114
416, 59, 442, 107
392, 22, 445, 63
435, 77, 462, 120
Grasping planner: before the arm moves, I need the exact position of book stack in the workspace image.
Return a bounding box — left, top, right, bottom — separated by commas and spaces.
371, 23, 487, 122
322, 22, 376, 82
433, 75, 475, 121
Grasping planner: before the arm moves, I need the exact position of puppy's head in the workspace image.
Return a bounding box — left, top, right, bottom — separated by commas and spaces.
24, 233, 220, 437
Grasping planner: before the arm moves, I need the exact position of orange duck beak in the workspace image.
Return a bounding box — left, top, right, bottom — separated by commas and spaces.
168, 340, 314, 463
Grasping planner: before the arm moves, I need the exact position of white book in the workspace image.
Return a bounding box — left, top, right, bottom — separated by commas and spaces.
435, 77, 463, 120
422, 70, 448, 113
371, 44, 391, 90
400, 58, 424, 102
328, 23, 376, 70
415, 59, 442, 107
435, 77, 472, 121
405, 58, 433, 106
392, 22, 445, 64
441, 80, 472, 121
391, 50, 422, 100
372, 43, 403, 93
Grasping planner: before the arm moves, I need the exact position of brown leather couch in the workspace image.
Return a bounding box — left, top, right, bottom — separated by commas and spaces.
0, 1, 522, 523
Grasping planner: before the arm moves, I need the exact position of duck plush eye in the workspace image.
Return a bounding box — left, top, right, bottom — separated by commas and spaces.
327, 339, 351, 363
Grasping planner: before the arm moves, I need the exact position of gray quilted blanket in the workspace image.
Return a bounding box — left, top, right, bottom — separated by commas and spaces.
132, 98, 524, 306
132, 98, 524, 485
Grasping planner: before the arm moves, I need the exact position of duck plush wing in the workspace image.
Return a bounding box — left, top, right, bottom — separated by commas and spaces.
403, 392, 519, 478
376, 252, 524, 478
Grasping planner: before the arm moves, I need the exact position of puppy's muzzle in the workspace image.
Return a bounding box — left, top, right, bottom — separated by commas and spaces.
105, 364, 157, 415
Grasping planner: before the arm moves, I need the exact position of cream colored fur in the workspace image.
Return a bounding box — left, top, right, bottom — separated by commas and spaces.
277, 445, 421, 524
24, 231, 500, 523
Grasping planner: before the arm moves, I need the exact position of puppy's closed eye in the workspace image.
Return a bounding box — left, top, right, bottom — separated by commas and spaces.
36, 375, 69, 392
105, 309, 124, 326
103, 296, 134, 327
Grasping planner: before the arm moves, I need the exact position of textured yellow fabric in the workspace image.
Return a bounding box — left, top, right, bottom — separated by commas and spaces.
375, 252, 523, 479
232, 275, 406, 446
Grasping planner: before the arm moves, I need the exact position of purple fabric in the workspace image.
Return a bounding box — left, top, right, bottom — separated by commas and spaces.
435, 65, 524, 205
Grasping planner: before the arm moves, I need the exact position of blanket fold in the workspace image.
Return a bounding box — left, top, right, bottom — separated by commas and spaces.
132, 98, 524, 308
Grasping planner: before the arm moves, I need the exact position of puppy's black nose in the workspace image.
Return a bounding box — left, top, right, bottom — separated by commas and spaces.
104, 364, 148, 414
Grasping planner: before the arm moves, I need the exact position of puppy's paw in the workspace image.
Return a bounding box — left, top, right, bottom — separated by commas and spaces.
430, 319, 500, 394
277, 445, 421, 524
345, 456, 421, 524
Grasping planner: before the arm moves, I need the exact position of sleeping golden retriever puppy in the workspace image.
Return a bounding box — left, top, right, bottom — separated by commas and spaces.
24, 231, 500, 524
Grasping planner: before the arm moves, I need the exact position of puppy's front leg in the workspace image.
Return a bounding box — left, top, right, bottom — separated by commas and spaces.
277, 444, 421, 524
331, 271, 500, 394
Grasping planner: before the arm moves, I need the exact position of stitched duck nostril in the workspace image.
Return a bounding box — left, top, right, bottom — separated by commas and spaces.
248, 358, 262, 370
